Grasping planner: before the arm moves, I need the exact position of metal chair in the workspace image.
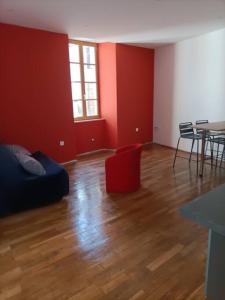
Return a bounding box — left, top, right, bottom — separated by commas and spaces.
220, 142, 225, 167
195, 120, 225, 169
173, 122, 202, 173
195, 120, 213, 165
195, 120, 209, 135
213, 137, 225, 167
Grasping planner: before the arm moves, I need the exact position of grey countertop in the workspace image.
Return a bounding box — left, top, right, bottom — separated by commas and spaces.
179, 183, 225, 236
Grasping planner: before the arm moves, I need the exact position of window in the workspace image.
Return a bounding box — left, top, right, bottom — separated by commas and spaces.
68, 40, 99, 120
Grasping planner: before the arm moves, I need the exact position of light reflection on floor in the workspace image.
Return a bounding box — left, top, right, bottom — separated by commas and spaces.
70, 177, 110, 257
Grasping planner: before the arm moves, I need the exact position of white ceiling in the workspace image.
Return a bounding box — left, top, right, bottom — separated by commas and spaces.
1, 0, 225, 48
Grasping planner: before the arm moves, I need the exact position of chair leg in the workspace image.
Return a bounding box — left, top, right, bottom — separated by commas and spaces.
173, 137, 180, 168
216, 143, 220, 168
197, 139, 199, 175
205, 140, 209, 157
210, 140, 214, 167
220, 144, 225, 167
189, 139, 195, 163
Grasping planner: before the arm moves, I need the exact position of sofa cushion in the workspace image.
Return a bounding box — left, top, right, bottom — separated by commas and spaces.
0, 147, 69, 217
16, 153, 46, 176
6, 144, 31, 156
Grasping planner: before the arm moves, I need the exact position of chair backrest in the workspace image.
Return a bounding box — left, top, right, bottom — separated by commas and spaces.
195, 120, 209, 134
179, 122, 193, 137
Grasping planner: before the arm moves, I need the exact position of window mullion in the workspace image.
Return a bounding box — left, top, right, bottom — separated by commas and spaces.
94, 46, 99, 117
79, 45, 87, 118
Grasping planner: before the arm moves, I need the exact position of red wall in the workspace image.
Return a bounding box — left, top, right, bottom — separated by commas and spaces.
116, 44, 154, 146
0, 23, 76, 162
0, 23, 154, 159
98, 43, 118, 149
99, 43, 154, 149
74, 119, 105, 154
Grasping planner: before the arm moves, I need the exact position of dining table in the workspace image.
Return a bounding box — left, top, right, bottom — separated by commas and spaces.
193, 121, 225, 176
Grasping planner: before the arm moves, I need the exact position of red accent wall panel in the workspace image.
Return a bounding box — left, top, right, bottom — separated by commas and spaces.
98, 43, 118, 149
0, 23, 76, 162
0, 23, 154, 158
74, 119, 105, 154
116, 44, 154, 147
99, 43, 154, 149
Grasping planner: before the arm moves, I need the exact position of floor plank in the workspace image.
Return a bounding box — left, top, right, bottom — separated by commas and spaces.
1, 144, 225, 300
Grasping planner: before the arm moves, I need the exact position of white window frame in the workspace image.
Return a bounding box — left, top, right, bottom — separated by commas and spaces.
69, 40, 100, 121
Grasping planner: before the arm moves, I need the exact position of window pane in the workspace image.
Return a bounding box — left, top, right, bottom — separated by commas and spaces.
73, 101, 83, 118
69, 44, 80, 63
71, 82, 82, 100
83, 46, 95, 64
85, 83, 97, 99
70, 63, 81, 81
84, 65, 96, 82
86, 100, 98, 117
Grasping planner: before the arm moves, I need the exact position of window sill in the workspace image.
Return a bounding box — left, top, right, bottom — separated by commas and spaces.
74, 118, 105, 124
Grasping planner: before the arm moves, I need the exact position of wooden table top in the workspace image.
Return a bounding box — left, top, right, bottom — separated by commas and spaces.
193, 121, 225, 131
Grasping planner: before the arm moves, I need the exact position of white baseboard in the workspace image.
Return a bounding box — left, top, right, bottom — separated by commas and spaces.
76, 141, 153, 157
61, 159, 78, 166
62, 141, 153, 165
76, 148, 114, 157
144, 141, 153, 146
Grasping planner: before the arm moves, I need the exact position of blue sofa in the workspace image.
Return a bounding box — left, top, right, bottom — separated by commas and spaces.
0, 145, 69, 217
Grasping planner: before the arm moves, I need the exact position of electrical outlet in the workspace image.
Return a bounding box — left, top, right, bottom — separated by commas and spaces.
60, 141, 64, 146
135, 128, 139, 132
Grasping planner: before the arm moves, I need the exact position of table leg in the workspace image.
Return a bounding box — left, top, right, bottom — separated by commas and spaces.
199, 130, 206, 176
205, 229, 225, 300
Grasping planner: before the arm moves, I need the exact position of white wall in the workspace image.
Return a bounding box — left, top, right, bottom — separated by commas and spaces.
154, 28, 225, 152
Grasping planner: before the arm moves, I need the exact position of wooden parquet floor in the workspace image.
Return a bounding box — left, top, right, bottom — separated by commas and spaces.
1, 144, 225, 300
